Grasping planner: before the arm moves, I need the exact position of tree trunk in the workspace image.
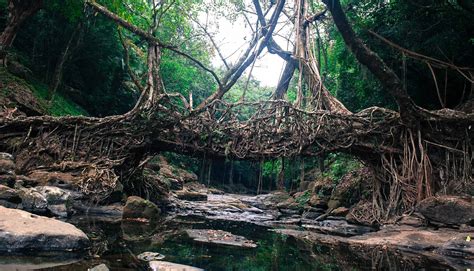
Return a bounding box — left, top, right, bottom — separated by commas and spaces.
0, 0, 43, 64
49, 22, 83, 102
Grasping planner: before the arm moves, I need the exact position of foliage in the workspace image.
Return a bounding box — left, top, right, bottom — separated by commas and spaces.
323, 153, 362, 184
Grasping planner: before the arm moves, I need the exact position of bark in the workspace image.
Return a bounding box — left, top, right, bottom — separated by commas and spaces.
0, 0, 43, 49
0, 0, 43, 65
322, 0, 415, 119
274, 58, 297, 99
295, 0, 350, 114
48, 22, 83, 102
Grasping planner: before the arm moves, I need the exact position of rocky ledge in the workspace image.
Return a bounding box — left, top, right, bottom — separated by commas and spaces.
275, 225, 474, 269
0, 206, 90, 253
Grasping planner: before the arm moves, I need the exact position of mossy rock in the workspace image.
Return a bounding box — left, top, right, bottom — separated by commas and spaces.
123, 196, 161, 221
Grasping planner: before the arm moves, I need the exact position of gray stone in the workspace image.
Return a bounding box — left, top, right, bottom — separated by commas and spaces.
19, 188, 48, 213
0, 206, 89, 252
186, 229, 257, 248
137, 251, 166, 261
88, 264, 110, 271
149, 261, 203, 271
417, 196, 474, 226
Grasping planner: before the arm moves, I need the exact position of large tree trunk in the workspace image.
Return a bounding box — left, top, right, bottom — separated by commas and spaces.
0, 0, 43, 64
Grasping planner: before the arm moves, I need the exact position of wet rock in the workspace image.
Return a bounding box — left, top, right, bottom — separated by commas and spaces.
302, 210, 324, 219
330, 207, 350, 217
438, 233, 474, 258
417, 196, 473, 226
186, 229, 257, 248
137, 251, 165, 261
149, 261, 203, 271
73, 202, 123, 217
0, 206, 89, 252
123, 196, 161, 221
302, 219, 374, 237
175, 190, 208, 201
88, 264, 110, 271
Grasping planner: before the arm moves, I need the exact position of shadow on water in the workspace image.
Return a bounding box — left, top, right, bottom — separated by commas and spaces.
0, 215, 458, 270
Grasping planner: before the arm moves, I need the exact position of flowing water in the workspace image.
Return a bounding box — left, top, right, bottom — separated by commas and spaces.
0, 215, 456, 271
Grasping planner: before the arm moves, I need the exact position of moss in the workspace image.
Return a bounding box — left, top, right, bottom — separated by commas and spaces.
28, 80, 88, 116
0, 68, 88, 116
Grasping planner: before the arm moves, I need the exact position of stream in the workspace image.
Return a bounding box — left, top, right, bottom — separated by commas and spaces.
0, 193, 465, 270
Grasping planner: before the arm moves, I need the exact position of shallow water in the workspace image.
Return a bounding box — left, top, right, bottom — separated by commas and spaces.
0, 215, 458, 270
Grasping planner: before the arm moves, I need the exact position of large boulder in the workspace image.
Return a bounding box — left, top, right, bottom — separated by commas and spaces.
123, 196, 161, 221
0, 206, 89, 252
417, 196, 474, 226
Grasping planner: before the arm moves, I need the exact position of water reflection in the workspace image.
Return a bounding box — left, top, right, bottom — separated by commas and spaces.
0, 215, 460, 270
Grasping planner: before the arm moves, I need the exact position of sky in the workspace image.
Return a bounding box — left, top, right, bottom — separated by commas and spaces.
201, 5, 290, 87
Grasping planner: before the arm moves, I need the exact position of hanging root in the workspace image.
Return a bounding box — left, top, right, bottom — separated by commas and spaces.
371, 127, 473, 222
78, 165, 119, 203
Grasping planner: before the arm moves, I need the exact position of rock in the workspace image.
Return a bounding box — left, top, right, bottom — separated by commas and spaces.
308, 195, 328, 209
73, 202, 123, 217
330, 207, 350, 217
328, 167, 373, 209
19, 186, 72, 217
19, 188, 48, 213
123, 196, 161, 221
277, 197, 300, 210
88, 264, 110, 271
137, 251, 166, 261
186, 229, 257, 248
0, 184, 20, 203
0, 206, 89, 252
398, 214, 425, 227
175, 190, 208, 201
417, 196, 474, 226
149, 261, 203, 271
438, 233, 474, 258
0, 153, 15, 174
48, 204, 69, 217
35, 186, 71, 204
327, 198, 341, 210
0, 174, 16, 186
308, 177, 333, 196
302, 219, 375, 237
302, 210, 324, 219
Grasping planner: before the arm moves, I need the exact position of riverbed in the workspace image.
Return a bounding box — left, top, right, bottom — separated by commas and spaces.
0, 193, 471, 270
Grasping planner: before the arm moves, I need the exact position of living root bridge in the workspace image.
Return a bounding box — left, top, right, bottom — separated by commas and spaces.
1, 95, 472, 220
